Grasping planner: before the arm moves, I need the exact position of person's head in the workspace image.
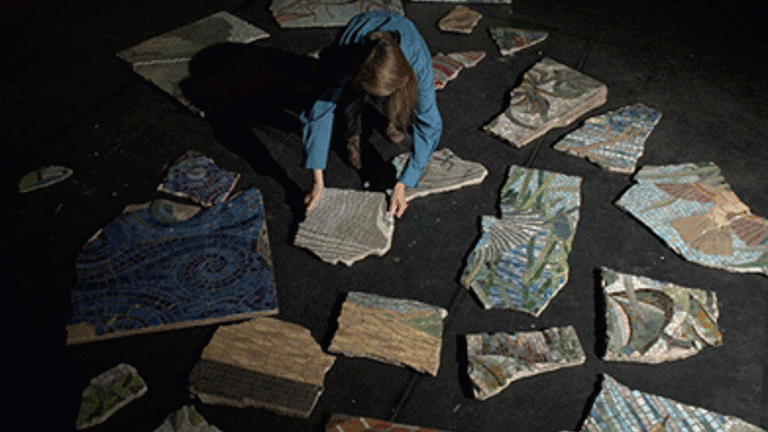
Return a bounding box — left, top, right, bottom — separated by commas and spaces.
351, 31, 418, 132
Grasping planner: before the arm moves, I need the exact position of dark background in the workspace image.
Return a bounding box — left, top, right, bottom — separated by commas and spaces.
2, 0, 766, 430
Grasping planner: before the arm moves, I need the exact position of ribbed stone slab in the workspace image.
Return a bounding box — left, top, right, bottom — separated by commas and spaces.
392, 148, 488, 200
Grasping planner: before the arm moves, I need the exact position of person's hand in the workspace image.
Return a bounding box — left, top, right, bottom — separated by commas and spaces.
304, 169, 325, 212
389, 182, 408, 218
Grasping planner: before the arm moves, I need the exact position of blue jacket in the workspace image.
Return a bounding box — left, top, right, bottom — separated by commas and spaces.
300, 11, 442, 188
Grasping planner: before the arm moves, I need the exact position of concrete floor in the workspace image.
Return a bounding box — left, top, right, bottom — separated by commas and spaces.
4, 0, 766, 430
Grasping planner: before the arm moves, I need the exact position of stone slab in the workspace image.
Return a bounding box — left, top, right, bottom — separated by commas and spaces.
76, 363, 148, 429
489, 28, 548, 56
615, 162, 768, 275
392, 148, 488, 200
467, 326, 585, 400
484, 58, 608, 148
157, 151, 240, 207
153, 406, 223, 432
437, 5, 483, 34
327, 414, 455, 431
270, 0, 404, 28
328, 292, 447, 376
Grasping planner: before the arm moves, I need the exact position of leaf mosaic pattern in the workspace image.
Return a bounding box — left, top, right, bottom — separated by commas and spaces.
615, 162, 768, 275
462, 165, 581, 316
601, 268, 722, 363
484, 58, 607, 148
553, 104, 663, 174
467, 326, 586, 400
270, 0, 404, 28
580, 375, 766, 432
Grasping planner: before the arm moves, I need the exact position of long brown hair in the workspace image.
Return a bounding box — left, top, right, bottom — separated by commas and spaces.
351, 31, 419, 132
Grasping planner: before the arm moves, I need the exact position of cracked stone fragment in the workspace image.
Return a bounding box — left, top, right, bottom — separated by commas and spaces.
615, 162, 768, 275
433, 52, 486, 90
438, 5, 483, 34
19, 165, 73, 193
153, 406, 223, 432
447, 51, 486, 68
580, 375, 766, 432
189, 317, 335, 418
327, 414, 455, 431
484, 58, 608, 148
467, 326, 585, 400
601, 268, 722, 363
270, 0, 404, 28
392, 148, 488, 200
329, 292, 447, 376
462, 165, 581, 316
489, 28, 548, 56
76, 363, 147, 429
117, 11, 269, 116
157, 151, 240, 207
295, 188, 394, 266
553, 104, 662, 174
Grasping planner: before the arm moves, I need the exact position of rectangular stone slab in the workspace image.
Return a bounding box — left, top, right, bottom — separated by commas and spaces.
467, 326, 585, 400
553, 104, 662, 174
484, 58, 607, 148
189, 317, 335, 418
270, 0, 404, 28
437, 5, 483, 34
329, 292, 447, 376
392, 148, 488, 200
117, 11, 269, 116
66, 188, 278, 344
601, 268, 722, 363
295, 188, 394, 266
327, 414, 455, 431
580, 375, 766, 432
615, 162, 768, 275
462, 165, 581, 316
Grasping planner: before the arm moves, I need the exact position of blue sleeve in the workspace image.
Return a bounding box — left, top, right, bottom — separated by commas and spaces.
301, 85, 344, 171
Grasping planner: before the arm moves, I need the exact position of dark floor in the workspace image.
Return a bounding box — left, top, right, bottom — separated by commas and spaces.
3, 0, 767, 430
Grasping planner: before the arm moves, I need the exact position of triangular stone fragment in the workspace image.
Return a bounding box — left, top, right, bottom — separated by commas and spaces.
392, 148, 488, 200
489, 27, 548, 56
438, 5, 483, 34
76, 363, 148, 429
467, 326, 585, 400
152, 406, 223, 432
295, 188, 394, 266
484, 58, 608, 148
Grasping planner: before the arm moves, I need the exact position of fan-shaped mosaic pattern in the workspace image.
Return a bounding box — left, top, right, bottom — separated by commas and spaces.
467, 326, 585, 400
117, 11, 269, 116
189, 318, 335, 418
484, 58, 608, 148
437, 5, 482, 34
76, 363, 147, 430
270, 0, 404, 28
615, 162, 768, 275
553, 104, 662, 174
602, 268, 722, 363
581, 375, 766, 432
327, 414, 454, 431
67, 188, 278, 344
462, 165, 582, 316
329, 292, 447, 376
153, 406, 223, 432
157, 151, 240, 207
295, 188, 394, 266
392, 148, 488, 200
489, 28, 548, 56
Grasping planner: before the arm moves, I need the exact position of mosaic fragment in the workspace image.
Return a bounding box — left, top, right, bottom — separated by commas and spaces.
19, 165, 73, 193
467, 326, 585, 400
327, 414, 455, 431
76, 363, 147, 429
615, 162, 768, 275
461, 165, 581, 316
553, 104, 662, 174
157, 151, 240, 207
447, 50, 486, 68
437, 5, 483, 34
392, 148, 488, 200
117, 11, 269, 116
67, 188, 278, 344
295, 188, 394, 266
189, 317, 335, 418
433, 52, 486, 90
601, 268, 722, 363
489, 28, 548, 56
411, 0, 511, 4
580, 374, 766, 432
328, 292, 447, 376
484, 58, 608, 148
270, 0, 404, 28
152, 406, 223, 432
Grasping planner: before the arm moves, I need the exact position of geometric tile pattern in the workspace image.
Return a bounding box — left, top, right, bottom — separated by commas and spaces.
484, 58, 608, 148
553, 104, 663, 174
66, 188, 278, 344
270, 0, 404, 28
489, 28, 548, 56
580, 374, 766, 432
326, 414, 455, 431
392, 148, 488, 201
602, 268, 723, 363
76, 363, 148, 429
189, 318, 335, 418
329, 292, 447, 376
615, 162, 768, 275
437, 5, 483, 34
117, 11, 269, 116
467, 326, 586, 400
157, 151, 240, 207
152, 406, 223, 432
462, 165, 582, 316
